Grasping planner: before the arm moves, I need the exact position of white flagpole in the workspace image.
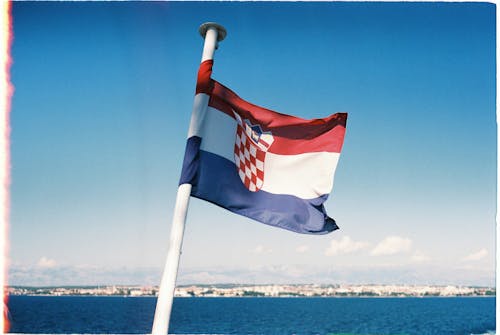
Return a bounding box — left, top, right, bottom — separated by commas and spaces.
151, 22, 226, 335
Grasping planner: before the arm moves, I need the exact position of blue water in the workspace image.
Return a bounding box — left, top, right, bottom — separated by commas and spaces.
7, 296, 495, 335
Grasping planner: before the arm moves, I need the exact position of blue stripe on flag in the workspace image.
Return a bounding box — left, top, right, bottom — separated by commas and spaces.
179, 136, 202, 185
180, 137, 338, 234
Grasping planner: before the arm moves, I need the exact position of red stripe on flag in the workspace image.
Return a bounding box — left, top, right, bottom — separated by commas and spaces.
208, 81, 347, 155
195, 60, 214, 94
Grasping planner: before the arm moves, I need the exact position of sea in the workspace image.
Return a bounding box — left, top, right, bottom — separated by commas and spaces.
7, 296, 496, 335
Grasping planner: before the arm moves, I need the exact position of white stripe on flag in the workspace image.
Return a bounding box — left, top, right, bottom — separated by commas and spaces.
194, 105, 340, 200
264, 151, 339, 199
188, 93, 211, 138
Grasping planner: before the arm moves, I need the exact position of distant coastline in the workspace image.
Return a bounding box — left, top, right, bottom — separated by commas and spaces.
8, 284, 496, 298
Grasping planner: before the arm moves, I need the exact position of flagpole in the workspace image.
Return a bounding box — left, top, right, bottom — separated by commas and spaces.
151, 22, 226, 335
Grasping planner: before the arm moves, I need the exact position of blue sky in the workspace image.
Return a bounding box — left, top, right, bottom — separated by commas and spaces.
9, 2, 496, 286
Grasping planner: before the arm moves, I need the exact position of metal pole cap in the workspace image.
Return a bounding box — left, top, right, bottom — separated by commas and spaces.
199, 22, 227, 41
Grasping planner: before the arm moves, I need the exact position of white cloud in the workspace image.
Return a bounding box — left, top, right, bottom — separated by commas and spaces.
251, 245, 272, 254
462, 248, 488, 261
371, 236, 412, 256
411, 250, 430, 262
325, 236, 369, 256
37, 257, 57, 269
296, 245, 309, 253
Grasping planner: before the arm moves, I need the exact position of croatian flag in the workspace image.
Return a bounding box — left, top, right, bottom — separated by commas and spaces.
179, 60, 347, 234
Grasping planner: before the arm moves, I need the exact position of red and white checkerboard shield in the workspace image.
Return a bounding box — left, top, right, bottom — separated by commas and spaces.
233, 113, 274, 192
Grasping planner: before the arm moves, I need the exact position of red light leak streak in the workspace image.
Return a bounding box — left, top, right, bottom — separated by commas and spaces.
0, 1, 13, 333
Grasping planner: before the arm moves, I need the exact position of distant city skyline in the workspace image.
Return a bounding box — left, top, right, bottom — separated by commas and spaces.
9, 284, 496, 298
9, 2, 496, 286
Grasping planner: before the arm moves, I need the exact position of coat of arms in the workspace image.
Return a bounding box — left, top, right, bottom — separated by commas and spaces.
233, 113, 274, 192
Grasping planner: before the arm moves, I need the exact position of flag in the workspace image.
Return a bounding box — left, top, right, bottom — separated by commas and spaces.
179, 60, 347, 234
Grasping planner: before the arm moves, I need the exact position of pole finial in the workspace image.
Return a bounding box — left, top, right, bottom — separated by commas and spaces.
199, 22, 227, 42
